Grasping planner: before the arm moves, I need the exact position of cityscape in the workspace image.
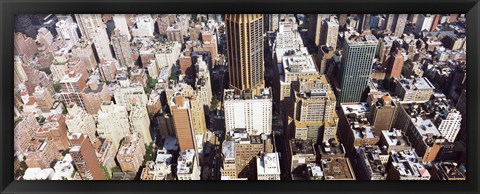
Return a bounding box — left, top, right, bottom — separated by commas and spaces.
13, 14, 467, 180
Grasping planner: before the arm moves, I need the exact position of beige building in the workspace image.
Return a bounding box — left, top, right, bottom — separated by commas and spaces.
97, 101, 131, 150
65, 103, 97, 145
129, 98, 152, 144
33, 86, 54, 112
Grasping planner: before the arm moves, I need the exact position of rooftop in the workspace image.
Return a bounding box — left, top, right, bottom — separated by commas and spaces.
257, 152, 281, 175
117, 133, 142, 155
357, 146, 387, 175
177, 149, 196, 174
397, 77, 435, 91
382, 129, 410, 147
321, 158, 356, 180
390, 149, 429, 178
343, 31, 378, 46
290, 139, 315, 155
341, 103, 375, 139
223, 88, 272, 101
222, 140, 235, 159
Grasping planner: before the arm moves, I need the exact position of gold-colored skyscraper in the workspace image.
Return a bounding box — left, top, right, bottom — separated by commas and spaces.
225, 14, 265, 95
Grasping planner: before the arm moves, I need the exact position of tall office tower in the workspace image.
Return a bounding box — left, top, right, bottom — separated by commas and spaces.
414, 14, 435, 35
65, 103, 97, 145
132, 14, 155, 38
291, 75, 336, 122
14, 32, 38, 61
33, 86, 54, 112
72, 39, 98, 70
384, 48, 405, 79
274, 20, 317, 108
112, 14, 131, 41
338, 14, 348, 27
111, 28, 134, 68
308, 14, 329, 47
81, 82, 111, 115
320, 16, 340, 50
367, 94, 396, 136
455, 90, 466, 142
267, 14, 279, 32
129, 98, 152, 144
225, 14, 265, 95
431, 14, 441, 32
14, 114, 39, 152
361, 14, 372, 31
74, 14, 104, 40
68, 133, 105, 180
97, 102, 131, 151
393, 14, 408, 38
92, 27, 114, 62
170, 95, 196, 151
116, 132, 146, 172
55, 17, 80, 47
338, 31, 378, 103
60, 71, 87, 110
224, 88, 272, 135
75, 14, 113, 62
385, 14, 396, 32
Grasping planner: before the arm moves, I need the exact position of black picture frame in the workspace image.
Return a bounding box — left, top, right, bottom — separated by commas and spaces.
1, 0, 479, 194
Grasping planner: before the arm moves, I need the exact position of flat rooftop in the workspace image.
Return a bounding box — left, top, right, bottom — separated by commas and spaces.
257, 152, 281, 175
398, 77, 435, 91
290, 139, 315, 155
321, 158, 355, 180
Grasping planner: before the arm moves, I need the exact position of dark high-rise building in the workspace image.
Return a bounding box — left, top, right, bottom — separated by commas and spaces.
69, 133, 105, 180
225, 14, 265, 95
384, 48, 405, 79
111, 28, 134, 68
367, 94, 397, 136
338, 32, 378, 103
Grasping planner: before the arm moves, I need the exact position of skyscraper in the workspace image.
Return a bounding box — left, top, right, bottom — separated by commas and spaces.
170, 95, 196, 151
338, 31, 378, 103
320, 16, 340, 50
308, 14, 329, 47
225, 14, 265, 95
111, 28, 134, 68
69, 133, 105, 180
393, 14, 408, 37
112, 14, 131, 41
414, 14, 435, 35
